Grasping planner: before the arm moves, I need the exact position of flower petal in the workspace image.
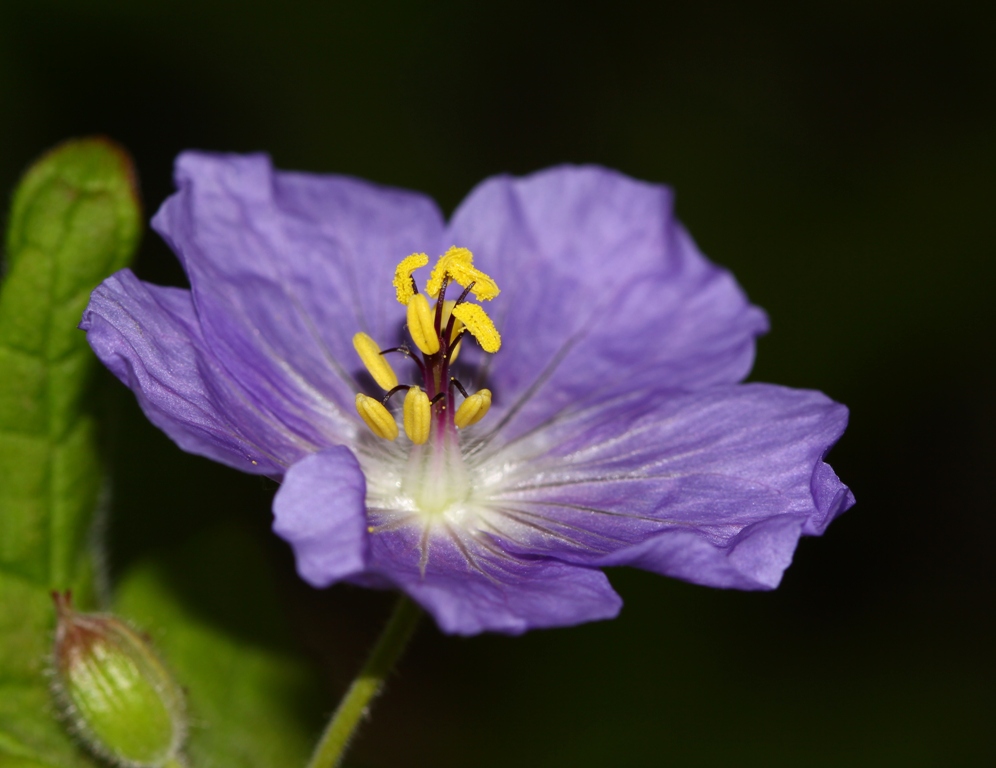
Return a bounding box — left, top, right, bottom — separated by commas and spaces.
81, 269, 333, 474
475, 383, 854, 589
272, 446, 370, 587
598, 513, 811, 591
152, 152, 445, 418
445, 165, 769, 439
365, 525, 621, 635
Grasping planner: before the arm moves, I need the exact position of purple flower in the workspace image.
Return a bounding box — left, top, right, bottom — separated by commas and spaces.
81, 153, 854, 635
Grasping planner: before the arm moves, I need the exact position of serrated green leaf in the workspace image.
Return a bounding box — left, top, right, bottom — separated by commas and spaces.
0, 138, 141, 768
114, 524, 324, 768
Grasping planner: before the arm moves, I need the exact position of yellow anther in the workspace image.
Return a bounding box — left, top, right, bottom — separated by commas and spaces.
355, 394, 398, 441
451, 303, 501, 353
426, 247, 472, 297
440, 300, 465, 362
426, 246, 500, 301
392, 252, 429, 305
454, 389, 492, 429
406, 293, 439, 355
403, 387, 432, 445
352, 332, 398, 391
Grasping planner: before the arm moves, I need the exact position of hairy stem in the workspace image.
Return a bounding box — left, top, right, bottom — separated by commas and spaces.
305, 595, 422, 768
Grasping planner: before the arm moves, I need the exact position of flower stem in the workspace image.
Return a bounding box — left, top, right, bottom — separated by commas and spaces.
305, 595, 422, 768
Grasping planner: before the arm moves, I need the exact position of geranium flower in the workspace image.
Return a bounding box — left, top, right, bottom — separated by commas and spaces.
81, 153, 854, 635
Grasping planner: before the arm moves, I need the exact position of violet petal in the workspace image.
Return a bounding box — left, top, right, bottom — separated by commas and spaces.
152, 152, 445, 419
81, 270, 315, 474
477, 383, 853, 589
272, 446, 370, 587
445, 166, 770, 439
367, 524, 622, 635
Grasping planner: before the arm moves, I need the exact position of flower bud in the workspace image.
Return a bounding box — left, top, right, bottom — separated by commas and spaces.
51, 591, 186, 768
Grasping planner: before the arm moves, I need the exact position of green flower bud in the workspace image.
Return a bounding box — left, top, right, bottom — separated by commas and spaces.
51, 591, 187, 768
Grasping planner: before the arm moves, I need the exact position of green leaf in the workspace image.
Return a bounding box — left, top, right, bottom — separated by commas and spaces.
113, 524, 324, 768
0, 138, 141, 767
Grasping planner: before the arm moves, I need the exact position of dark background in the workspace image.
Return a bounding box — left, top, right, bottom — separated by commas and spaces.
2, 1, 994, 765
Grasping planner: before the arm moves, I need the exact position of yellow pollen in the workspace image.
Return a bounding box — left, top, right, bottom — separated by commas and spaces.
352, 332, 398, 391
426, 246, 500, 301
355, 394, 398, 440
406, 293, 440, 355
403, 387, 432, 445
393, 252, 429, 305
451, 303, 501, 353
454, 389, 492, 428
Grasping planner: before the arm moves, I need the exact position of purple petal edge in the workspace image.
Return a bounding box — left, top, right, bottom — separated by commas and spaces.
445, 165, 770, 440
366, 524, 623, 635
595, 414, 854, 591
81, 270, 290, 475
272, 446, 370, 587
476, 383, 854, 591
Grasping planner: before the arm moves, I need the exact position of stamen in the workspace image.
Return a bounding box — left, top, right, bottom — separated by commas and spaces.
403, 387, 432, 445
449, 337, 463, 363
406, 293, 440, 355
454, 389, 492, 428
382, 384, 411, 405
451, 303, 501, 353
453, 281, 475, 307
440, 300, 465, 362
380, 345, 428, 379
426, 247, 500, 301
352, 332, 399, 391
355, 394, 399, 440
355, 245, 500, 455
433, 275, 450, 337
393, 252, 429, 305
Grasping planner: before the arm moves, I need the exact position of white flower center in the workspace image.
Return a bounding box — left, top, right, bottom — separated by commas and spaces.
358, 432, 492, 534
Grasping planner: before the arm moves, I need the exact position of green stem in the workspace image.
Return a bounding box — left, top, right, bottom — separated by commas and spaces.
305, 595, 422, 768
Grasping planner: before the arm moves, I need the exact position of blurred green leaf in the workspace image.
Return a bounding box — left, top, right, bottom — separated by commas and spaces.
113, 523, 323, 768
0, 138, 141, 767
